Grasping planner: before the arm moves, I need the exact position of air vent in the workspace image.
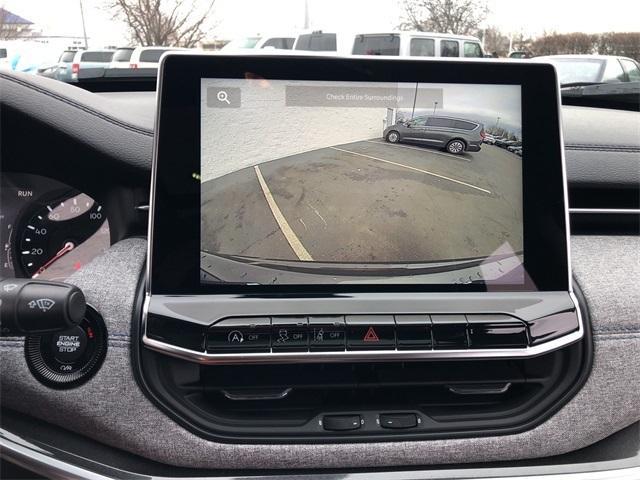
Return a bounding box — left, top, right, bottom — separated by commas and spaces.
139, 337, 589, 442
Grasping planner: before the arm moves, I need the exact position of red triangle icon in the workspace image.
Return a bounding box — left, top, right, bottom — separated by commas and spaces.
363, 326, 380, 342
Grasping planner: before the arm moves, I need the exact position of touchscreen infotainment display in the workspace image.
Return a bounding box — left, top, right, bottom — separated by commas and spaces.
199, 79, 523, 286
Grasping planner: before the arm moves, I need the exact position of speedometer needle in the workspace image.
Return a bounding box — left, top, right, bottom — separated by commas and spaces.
32, 241, 75, 278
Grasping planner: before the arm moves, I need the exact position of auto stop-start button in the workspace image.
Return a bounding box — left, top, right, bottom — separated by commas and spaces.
50, 325, 87, 363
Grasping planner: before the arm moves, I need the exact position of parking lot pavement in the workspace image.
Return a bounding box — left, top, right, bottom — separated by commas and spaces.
201, 140, 523, 263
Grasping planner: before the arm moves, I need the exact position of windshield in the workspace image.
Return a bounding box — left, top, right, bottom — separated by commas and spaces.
139, 49, 170, 62
353, 34, 401, 55
295, 33, 337, 51
59, 51, 75, 62
111, 48, 134, 62
545, 58, 605, 84
0, 0, 637, 107
80, 51, 113, 63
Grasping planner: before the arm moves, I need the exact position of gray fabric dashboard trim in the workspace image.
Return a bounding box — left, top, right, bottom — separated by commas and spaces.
1, 236, 639, 470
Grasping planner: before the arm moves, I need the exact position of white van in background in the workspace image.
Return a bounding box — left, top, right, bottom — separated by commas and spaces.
292, 31, 353, 54
291, 31, 484, 58
109, 46, 190, 69
352, 32, 484, 58
221, 35, 295, 52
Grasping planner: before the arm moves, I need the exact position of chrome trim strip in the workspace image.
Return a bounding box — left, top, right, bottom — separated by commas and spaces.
141, 293, 584, 365
570, 208, 640, 215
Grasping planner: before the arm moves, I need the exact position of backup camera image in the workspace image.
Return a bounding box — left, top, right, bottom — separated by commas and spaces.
200, 79, 523, 285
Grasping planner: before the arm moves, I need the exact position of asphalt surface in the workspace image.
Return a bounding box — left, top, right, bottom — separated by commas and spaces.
201, 140, 523, 263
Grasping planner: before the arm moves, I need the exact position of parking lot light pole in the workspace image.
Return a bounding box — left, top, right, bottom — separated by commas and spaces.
79, 0, 89, 49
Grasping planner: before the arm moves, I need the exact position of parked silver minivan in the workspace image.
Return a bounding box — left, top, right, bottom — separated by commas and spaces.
383, 115, 485, 154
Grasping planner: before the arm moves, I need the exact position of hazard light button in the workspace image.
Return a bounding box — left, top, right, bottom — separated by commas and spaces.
346, 315, 395, 350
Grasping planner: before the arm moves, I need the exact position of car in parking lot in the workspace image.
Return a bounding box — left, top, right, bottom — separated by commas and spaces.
352, 32, 484, 57
536, 54, 640, 85
507, 143, 522, 152
68, 49, 114, 82
498, 139, 521, 149
383, 115, 484, 154
109, 46, 189, 69
483, 133, 497, 144
51, 49, 77, 82
495, 138, 520, 149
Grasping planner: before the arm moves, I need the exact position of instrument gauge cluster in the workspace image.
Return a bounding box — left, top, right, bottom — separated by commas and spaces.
1, 173, 110, 281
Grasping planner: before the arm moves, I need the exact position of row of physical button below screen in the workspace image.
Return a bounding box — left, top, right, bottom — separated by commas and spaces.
206, 315, 529, 352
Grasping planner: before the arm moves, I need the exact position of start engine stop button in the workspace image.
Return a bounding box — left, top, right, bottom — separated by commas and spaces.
51, 326, 87, 363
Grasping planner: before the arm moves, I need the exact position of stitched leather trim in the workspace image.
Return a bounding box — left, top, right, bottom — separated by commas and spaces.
0, 73, 154, 137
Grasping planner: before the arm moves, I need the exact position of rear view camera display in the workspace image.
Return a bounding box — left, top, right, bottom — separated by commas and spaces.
200, 79, 523, 285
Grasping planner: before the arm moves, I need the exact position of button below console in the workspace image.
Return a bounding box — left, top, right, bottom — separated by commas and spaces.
431, 315, 469, 349
467, 315, 528, 348
309, 316, 346, 351
322, 415, 362, 431
395, 315, 433, 349
207, 317, 271, 353
272, 316, 308, 352
379, 413, 418, 429
346, 315, 395, 350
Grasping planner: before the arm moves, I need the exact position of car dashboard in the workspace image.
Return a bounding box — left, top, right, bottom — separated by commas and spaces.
0, 67, 639, 480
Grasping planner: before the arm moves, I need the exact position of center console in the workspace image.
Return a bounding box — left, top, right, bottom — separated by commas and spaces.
137, 54, 590, 442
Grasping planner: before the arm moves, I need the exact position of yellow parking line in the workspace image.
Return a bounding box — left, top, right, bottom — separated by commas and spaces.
254, 165, 314, 261
329, 146, 492, 194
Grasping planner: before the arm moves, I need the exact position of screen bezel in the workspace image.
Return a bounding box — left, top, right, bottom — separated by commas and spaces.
150, 54, 569, 295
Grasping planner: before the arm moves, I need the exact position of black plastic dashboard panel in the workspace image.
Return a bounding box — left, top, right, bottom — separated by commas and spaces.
143, 292, 583, 364
135, 284, 592, 442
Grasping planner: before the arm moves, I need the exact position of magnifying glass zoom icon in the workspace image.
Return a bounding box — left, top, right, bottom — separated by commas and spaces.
217, 90, 231, 104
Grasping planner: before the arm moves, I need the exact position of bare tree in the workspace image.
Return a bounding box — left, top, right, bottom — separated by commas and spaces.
0, 7, 33, 40
399, 0, 488, 35
109, 0, 216, 48
598, 32, 640, 61
530, 32, 597, 56
480, 26, 510, 57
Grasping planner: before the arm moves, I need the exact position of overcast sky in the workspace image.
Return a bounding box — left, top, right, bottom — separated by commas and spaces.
3, 0, 639, 47
409, 83, 521, 134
